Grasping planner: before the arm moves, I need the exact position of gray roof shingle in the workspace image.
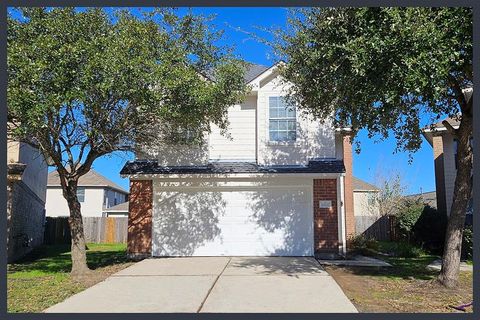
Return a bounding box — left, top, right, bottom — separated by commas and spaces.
243, 63, 270, 83
353, 177, 380, 191
204, 62, 270, 84
120, 160, 345, 175
104, 201, 129, 212
48, 169, 128, 194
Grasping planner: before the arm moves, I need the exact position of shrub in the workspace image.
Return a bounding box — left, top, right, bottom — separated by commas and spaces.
462, 225, 473, 260
413, 205, 448, 254
350, 234, 379, 256
395, 241, 425, 258
396, 199, 424, 242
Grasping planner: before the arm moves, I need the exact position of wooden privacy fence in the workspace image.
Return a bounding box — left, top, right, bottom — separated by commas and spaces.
355, 215, 398, 241
44, 217, 128, 245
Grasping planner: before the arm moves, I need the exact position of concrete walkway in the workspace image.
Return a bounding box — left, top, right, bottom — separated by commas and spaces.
426, 259, 473, 272
45, 257, 357, 313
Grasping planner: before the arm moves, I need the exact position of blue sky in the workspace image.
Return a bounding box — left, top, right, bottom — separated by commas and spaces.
43, 7, 435, 195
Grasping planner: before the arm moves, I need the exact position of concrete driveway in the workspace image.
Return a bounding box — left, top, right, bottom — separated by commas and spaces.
45, 257, 357, 313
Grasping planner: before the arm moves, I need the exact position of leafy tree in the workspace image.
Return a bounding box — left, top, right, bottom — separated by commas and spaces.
276, 7, 472, 287
7, 7, 248, 277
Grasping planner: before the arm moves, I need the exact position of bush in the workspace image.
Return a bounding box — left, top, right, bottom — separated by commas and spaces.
377, 241, 425, 258
462, 225, 473, 260
395, 241, 425, 258
350, 234, 379, 256
396, 199, 424, 242
413, 205, 448, 254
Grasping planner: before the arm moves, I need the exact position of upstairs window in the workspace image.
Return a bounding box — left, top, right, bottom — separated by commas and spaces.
269, 96, 296, 142
77, 187, 85, 203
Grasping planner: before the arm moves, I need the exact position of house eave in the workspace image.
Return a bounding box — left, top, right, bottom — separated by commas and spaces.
122, 172, 345, 180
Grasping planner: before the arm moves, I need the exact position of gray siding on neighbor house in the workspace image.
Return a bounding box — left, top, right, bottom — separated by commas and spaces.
8, 181, 46, 262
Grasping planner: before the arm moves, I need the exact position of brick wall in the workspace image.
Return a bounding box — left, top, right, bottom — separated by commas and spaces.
313, 179, 339, 253
7, 180, 46, 263
127, 180, 153, 258
342, 135, 355, 246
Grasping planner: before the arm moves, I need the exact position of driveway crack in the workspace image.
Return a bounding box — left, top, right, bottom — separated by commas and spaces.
196, 257, 231, 313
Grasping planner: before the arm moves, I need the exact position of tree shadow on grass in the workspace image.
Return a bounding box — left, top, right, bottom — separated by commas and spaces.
337, 255, 439, 281
7, 244, 129, 274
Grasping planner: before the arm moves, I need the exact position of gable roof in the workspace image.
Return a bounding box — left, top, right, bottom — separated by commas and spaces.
244, 63, 270, 83
204, 62, 270, 84
47, 169, 128, 194
422, 116, 461, 146
428, 117, 461, 130
353, 177, 380, 192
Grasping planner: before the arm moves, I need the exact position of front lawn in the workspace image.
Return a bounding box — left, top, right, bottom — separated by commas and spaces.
326, 241, 473, 313
7, 243, 134, 313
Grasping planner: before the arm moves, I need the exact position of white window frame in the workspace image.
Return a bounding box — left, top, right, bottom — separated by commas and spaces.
268, 96, 297, 142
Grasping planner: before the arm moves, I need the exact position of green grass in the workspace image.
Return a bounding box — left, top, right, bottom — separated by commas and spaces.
330, 241, 473, 312
8, 243, 130, 313
347, 241, 440, 281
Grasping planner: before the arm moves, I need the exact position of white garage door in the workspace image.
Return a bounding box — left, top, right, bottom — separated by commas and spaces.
152, 183, 313, 256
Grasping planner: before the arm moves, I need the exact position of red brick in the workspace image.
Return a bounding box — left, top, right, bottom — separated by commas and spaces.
313, 179, 339, 253
127, 180, 153, 257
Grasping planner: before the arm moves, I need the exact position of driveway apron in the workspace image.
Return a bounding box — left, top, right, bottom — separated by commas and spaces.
44, 257, 357, 313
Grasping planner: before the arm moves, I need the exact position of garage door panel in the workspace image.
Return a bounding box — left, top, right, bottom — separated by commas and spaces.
152, 184, 313, 256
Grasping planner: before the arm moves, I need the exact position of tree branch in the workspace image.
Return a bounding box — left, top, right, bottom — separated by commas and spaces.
442, 120, 458, 138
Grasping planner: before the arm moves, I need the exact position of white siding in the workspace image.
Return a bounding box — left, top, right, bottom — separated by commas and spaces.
18, 143, 48, 202
256, 72, 336, 165
353, 191, 380, 217
208, 95, 256, 161
151, 177, 314, 256
8, 141, 48, 202
46, 187, 106, 217
138, 68, 337, 166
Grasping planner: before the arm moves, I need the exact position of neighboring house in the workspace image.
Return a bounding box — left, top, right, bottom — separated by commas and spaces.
7, 140, 48, 262
46, 170, 129, 217
404, 191, 437, 209
353, 177, 381, 217
352, 177, 381, 235
103, 201, 129, 217
423, 115, 473, 217
121, 62, 357, 259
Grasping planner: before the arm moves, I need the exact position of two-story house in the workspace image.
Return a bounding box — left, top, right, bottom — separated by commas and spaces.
46, 169, 129, 217
423, 115, 474, 220
121, 62, 356, 258
7, 140, 48, 262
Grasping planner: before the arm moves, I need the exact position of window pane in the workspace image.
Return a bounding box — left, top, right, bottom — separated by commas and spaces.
270, 108, 278, 118
288, 131, 296, 141
269, 96, 278, 106
270, 131, 279, 141
288, 120, 296, 130
277, 107, 286, 118
278, 131, 288, 141
287, 107, 296, 117
77, 188, 85, 203
278, 120, 287, 130
269, 120, 276, 130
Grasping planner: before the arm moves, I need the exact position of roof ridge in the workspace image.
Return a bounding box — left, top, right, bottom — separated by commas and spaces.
47, 169, 128, 193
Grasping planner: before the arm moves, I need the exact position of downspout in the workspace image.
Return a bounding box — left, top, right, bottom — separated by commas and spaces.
338, 174, 347, 256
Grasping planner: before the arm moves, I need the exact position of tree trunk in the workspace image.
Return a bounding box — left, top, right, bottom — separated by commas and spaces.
63, 180, 92, 277
438, 115, 473, 288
